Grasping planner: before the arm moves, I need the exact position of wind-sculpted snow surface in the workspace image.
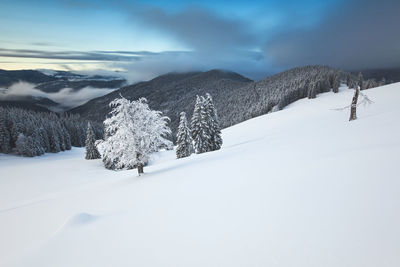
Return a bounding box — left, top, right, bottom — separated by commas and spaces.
0, 84, 400, 267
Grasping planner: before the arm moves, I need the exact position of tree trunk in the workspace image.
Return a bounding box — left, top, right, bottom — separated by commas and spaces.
136, 152, 144, 176
349, 86, 359, 121
137, 163, 144, 176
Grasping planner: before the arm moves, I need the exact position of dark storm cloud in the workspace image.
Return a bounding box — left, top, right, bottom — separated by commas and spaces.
130, 5, 259, 54
5, 0, 397, 82
264, 0, 400, 70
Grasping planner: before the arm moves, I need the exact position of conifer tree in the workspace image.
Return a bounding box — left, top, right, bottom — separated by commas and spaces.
358, 72, 364, 90
85, 122, 101, 160
380, 77, 386, 86
15, 133, 43, 157
307, 82, 317, 99
191, 96, 211, 154
48, 123, 61, 153
346, 73, 351, 87
205, 93, 222, 151
332, 73, 340, 93
0, 109, 11, 153
176, 112, 194, 159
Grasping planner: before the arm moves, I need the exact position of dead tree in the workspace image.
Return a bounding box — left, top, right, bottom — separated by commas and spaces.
349, 73, 363, 121
349, 85, 359, 121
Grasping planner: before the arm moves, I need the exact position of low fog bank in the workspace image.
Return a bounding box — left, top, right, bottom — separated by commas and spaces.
0, 81, 117, 110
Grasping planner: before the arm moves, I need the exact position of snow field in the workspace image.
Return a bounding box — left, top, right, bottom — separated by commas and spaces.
0, 84, 400, 267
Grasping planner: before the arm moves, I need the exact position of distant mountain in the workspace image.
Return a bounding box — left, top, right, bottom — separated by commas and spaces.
0, 96, 58, 112
0, 69, 58, 87
70, 66, 345, 140
35, 79, 126, 93
0, 69, 127, 111
35, 69, 127, 93
70, 69, 253, 135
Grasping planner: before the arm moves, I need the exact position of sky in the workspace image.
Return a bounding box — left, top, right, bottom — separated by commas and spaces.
0, 0, 399, 82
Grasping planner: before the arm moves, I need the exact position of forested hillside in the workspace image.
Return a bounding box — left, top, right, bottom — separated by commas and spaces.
0, 107, 103, 156
71, 66, 351, 136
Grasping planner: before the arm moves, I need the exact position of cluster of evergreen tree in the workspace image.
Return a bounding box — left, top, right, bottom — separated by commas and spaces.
346, 72, 386, 90
221, 66, 343, 128
176, 93, 222, 158
0, 106, 102, 157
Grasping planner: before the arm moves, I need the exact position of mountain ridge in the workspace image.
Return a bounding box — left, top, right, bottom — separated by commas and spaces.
69, 66, 344, 139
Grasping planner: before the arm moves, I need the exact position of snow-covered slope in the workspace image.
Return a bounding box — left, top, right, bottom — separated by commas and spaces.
1, 84, 400, 267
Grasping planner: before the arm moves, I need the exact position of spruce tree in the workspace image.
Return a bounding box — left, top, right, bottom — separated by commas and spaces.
205, 93, 222, 151
15, 133, 42, 157
191, 96, 211, 154
380, 77, 386, 86
85, 122, 101, 160
358, 72, 364, 90
176, 112, 194, 159
346, 73, 351, 87
332, 73, 340, 93
307, 82, 317, 99
48, 123, 61, 153
0, 109, 11, 153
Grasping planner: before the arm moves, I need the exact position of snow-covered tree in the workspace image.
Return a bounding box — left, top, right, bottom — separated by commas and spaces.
380, 77, 386, 86
307, 82, 317, 99
332, 73, 340, 93
15, 133, 44, 157
0, 106, 101, 157
346, 73, 351, 87
0, 109, 11, 153
205, 93, 222, 151
176, 112, 194, 159
358, 72, 364, 91
100, 96, 172, 174
191, 96, 211, 154
85, 122, 101, 160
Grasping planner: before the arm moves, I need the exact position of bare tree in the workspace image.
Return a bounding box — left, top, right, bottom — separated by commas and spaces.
349, 73, 363, 121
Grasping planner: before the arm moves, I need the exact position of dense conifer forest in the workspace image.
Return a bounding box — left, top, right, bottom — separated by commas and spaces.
0, 107, 103, 156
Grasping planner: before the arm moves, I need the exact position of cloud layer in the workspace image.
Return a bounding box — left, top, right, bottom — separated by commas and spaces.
264, 0, 400, 70
1, 0, 399, 82
0, 81, 116, 108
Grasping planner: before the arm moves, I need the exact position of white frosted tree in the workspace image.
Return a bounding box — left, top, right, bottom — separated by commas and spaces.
191, 96, 211, 154
205, 93, 222, 151
176, 112, 194, 159
85, 122, 101, 160
100, 96, 172, 175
